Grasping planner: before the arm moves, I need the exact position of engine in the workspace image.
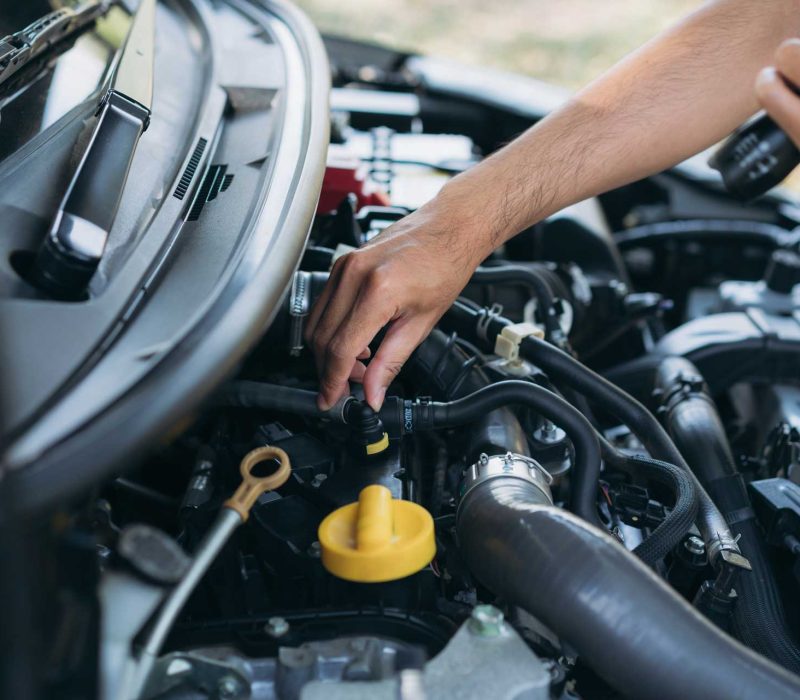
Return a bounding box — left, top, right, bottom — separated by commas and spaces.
47, 56, 800, 700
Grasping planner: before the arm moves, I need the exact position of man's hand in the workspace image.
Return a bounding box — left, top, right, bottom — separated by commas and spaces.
756, 38, 800, 146
304, 195, 488, 412
307, 0, 798, 414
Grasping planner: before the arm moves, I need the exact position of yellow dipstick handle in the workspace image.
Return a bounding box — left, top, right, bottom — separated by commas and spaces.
224, 446, 292, 521
356, 485, 394, 552
134, 445, 292, 698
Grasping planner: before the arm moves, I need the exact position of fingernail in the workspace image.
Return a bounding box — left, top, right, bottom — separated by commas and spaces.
317, 394, 332, 411
756, 66, 777, 92
368, 386, 387, 412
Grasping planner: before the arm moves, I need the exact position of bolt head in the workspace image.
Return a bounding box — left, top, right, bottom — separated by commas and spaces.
685, 535, 705, 556
265, 616, 290, 638
217, 675, 241, 699
469, 604, 504, 637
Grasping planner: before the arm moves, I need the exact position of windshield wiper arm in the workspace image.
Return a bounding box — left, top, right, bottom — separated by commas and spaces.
0, 1, 110, 90
32, 0, 156, 299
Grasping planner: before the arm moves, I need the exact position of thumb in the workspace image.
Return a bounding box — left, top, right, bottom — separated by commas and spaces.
363, 316, 433, 411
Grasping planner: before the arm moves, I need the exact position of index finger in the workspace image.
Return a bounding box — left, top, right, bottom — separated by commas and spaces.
317, 285, 396, 409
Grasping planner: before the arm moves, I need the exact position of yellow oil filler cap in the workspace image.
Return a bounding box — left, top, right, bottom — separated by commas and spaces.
318, 485, 435, 583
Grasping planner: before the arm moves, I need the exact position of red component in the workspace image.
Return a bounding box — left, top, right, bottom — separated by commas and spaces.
316, 155, 391, 214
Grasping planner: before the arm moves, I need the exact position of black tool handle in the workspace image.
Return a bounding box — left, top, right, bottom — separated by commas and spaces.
709, 111, 800, 200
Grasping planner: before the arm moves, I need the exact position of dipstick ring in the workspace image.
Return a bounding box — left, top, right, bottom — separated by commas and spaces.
223, 446, 292, 521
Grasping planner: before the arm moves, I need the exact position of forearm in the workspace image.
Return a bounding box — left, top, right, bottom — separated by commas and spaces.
436, 0, 800, 259
307, 0, 800, 412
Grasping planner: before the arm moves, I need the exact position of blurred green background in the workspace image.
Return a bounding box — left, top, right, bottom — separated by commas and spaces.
300, 0, 702, 89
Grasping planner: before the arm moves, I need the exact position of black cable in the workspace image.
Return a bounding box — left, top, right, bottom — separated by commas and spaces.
599, 436, 698, 566
613, 219, 797, 250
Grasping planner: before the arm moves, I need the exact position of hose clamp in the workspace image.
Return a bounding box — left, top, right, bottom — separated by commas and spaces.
476, 303, 504, 343
288, 271, 312, 356
459, 452, 553, 505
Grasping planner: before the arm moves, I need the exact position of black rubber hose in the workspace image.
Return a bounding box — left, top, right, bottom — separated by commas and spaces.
655, 356, 800, 672
733, 519, 800, 672
457, 477, 800, 700
600, 437, 699, 565
215, 382, 331, 419
441, 300, 738, 565
406, 329, 528, 458
426, 380, 601, 525
520, 333, 737, 563
470, 264, 562, 339
613, 218, 796, 250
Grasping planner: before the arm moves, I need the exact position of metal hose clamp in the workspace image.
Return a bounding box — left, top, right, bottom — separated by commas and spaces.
476, 303, 504, 343
459, 452, 553, 505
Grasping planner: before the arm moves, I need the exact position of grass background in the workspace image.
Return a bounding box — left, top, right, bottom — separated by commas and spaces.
300, 0, 702, 89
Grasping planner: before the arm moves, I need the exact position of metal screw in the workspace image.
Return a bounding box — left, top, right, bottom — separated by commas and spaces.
265, 616, 290, 638
307, 541, 321, 558
685, 535, 705, 556
469, 604, 504, 637
311, 474, 327, 488
217, 675, 241, 699
479, 453, 489, 466
534, 420, 565, 445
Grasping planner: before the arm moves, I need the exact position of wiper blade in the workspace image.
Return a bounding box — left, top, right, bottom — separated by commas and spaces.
32, 0, 156, 300
0, 1, 110, 90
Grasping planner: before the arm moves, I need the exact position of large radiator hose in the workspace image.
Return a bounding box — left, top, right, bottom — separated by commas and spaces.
655, 356, 800, 672
456, 473, 800, 700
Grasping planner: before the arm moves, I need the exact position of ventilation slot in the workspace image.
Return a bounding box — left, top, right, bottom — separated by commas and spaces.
173, 138, 207, 200
187, 164, 234, 221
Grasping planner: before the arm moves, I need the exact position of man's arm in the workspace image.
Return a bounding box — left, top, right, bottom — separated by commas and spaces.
306, 0, 800, 412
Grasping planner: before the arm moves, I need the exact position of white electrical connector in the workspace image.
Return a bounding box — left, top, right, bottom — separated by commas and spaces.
494, 322, 544, 364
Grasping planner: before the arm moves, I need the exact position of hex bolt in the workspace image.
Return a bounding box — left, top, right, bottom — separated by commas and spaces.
469, 604, 505, 637
265, 616, 290, 638
534, 420, 565, 445
217, 675, 241, 699
685, 535, 705, 556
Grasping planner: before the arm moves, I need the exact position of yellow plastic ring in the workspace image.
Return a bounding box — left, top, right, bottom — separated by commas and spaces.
224, 446, 292, 521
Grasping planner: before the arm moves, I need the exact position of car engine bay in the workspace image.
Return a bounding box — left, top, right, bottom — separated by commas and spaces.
4, 2, 800, 700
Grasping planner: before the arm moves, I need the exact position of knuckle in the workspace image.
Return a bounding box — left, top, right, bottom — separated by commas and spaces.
326, 340, 350, 362
364, 268, 390, 296
319, 379, 343, 399
340, 251, 365, 275
382, 360, 404, 380
312, 334, 327, 356
320, 372, 340, 391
